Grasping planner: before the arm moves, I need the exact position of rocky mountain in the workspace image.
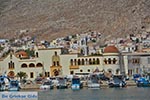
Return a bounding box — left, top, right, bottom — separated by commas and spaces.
0, 0, 150, 41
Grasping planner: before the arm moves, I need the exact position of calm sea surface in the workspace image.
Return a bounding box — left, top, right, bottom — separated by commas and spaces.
38, 87, 150, 100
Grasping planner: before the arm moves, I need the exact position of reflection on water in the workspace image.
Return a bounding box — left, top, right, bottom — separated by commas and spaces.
38, 87, 150, 100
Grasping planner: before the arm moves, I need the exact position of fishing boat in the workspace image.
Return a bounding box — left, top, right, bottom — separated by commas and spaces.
56, 77, 68, 89
71, 77, 83, 90
8, 80, 20, 91
108, 75, 126, 88
40, 80, 54, 90
136, 77, 150, 87
87, 74, 100, 88
0, 75, 9, 91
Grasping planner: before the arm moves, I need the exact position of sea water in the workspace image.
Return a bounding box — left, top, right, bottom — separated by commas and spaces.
38, 87, 150, 100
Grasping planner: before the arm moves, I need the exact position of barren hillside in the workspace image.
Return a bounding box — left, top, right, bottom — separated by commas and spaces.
0, 0, 150, 41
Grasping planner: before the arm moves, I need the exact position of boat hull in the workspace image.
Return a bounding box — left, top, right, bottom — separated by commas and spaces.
109, 83, 126, 88
8, 87, 19, 91
71, 84, 80, 90
88, 83, 100, 88
137, 83, 150, 87
40, 85, 54, 90
56, 85, 67, 89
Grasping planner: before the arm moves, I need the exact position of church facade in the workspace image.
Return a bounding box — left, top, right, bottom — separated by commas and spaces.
0, 46, 127, 80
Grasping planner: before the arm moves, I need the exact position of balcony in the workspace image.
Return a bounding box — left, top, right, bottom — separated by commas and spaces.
70, 65, 79, 69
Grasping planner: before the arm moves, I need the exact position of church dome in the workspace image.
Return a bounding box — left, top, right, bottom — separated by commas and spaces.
16, 51, 28, 58
104, 46, 119, 53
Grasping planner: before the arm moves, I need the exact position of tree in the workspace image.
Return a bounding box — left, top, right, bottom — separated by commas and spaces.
16, 71, 28, 80
25, 49, 35, 57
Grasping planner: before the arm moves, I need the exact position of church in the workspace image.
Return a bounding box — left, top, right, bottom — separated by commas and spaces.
0, 45, 124, 80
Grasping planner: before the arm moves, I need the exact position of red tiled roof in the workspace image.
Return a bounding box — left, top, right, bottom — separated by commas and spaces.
104, 46, 119, 53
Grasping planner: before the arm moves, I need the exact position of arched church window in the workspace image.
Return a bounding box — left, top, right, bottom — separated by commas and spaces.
53, 61, 56, 66
8, 61, 15, 69
70, 59, 73, 65
96, 58, 100, 64
78, 59, 81, 65
74, 59, 77, 65
82, 59, 84, 65
89, 59, 92, 65
36, 63, 43, 67
29, 63, 35, 67
108, 58, 111, 64
104, 58, 107, 64
57, 61, 59, 66
85, 59, 88, 65
113, 58, 117, 64
21, 63, 27, 68
36, 52, 39, 57
93, 58, 96, 64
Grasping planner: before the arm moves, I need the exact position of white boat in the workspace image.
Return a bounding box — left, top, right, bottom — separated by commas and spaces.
8, 80, 20, 91
40, 81, 54, 90
87, 74, 100, 88
0, 75, 10, 91
56, 77, 68, 89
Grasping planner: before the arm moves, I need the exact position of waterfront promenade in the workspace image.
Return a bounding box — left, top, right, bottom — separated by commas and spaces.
21, 80, 136, 90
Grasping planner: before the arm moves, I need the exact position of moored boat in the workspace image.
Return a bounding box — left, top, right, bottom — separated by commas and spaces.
87, 74, 100, 88
56, 77, 68, 89
0, 75, 9, 91
108, 75, 126, 88
136, 77, 150, 87
8, 80, 20, 91
40, 80, 54, 90
71, 77, 83, 90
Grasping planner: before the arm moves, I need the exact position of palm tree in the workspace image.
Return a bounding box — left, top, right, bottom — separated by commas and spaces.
16, 71, 28, 80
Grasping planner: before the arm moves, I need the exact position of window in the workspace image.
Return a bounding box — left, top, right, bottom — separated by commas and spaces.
21, 63, 27, 68
88, 69, 90, 72
132, 58, 140, 64
128, 70, 132, 76
70, 59, 73, 65
70, 71, 74, 75
80, 69, 83, 72
108, 58, 111, 64
89, 59, 92, 65
36, 63, 43, 67
8, 61, 15, 69
108, 69, 112, 73
30, 72, 34, 78
36, 52, 39, 57
29, 63, 35, 67
93, 58, 95, 64
53, 61, 56, 66
47, 72, 50, 77
57, 61, 59, 66
78, 59, 81, 65
74, 59, 77, 65
82, 59, 84, 65
96, 58, 100, 64
104, 58, 107, 64
113, 58, 117, 64
85, 59, 88, 65
45, 72, 50, 77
